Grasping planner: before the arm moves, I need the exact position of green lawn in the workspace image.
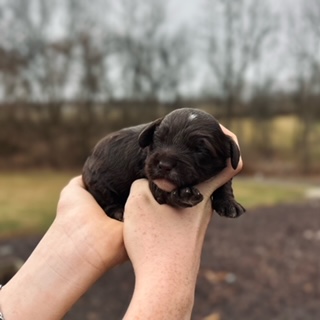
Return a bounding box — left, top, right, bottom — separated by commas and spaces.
0, 171, 75, 237
0, 171, 309, 237
233, 178, 307, 209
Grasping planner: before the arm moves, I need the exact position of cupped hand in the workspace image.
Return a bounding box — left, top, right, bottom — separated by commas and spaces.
122, 125, 243, 319
123, 123, 243, 273
196, 123, 243, 207
56, 176, 127, 272
0, 177, 128, 320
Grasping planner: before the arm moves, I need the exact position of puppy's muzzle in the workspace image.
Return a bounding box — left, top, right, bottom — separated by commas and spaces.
147, 151, 180, 178
157, 159, 177, 173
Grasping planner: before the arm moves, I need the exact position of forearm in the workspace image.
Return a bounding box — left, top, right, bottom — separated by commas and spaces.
0, 216, 124, 320
125, 274, 196, 320
124, 218, 206, 320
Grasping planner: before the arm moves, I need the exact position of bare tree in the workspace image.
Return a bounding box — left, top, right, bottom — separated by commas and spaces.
110, 0, 190, 102
1, 0, 72, 118
202, 0, 277, 127
249, 77, 276, 160
287, 0, 320, 174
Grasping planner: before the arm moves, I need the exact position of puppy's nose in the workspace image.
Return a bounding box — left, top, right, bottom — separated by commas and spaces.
158, 160, 175, 172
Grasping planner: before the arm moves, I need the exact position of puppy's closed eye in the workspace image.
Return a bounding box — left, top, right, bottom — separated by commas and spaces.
154, 131, 169, 145
193, 137, 216, 156
193, 138, 209, 154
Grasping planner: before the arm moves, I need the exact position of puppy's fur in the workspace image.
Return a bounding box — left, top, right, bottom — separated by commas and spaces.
82, 108, 245, 220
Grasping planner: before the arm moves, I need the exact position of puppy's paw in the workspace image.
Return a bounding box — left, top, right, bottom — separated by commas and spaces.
213, 199, 245, 218
168, 186, 203, 208
104, 205, 124, 221
113, 210, 124, 221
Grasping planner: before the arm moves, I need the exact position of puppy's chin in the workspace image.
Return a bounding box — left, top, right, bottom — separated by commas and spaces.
153, 179, 177, 192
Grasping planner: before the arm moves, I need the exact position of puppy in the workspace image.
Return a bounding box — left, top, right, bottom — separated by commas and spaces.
82, 108, 245, 221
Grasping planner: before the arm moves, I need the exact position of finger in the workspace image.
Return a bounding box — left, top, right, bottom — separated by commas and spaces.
59, 176, 86, 201
67, 175, 85, 188
126, 179, 154, 208
197, 158, 240, 199
58, 176, 115, 220
219, 123, 240, 147
220, 123, 243, 172
58, 176, 95, 211
130, 178, 149, 191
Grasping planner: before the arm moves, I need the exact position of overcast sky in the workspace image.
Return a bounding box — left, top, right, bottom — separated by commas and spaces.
164, 0, 302, 95
0, 0, 314, 100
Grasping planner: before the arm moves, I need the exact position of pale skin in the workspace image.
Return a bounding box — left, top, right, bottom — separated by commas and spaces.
0, 126, 242, 320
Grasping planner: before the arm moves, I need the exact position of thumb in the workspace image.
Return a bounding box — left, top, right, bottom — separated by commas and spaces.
196, 157, 243, 200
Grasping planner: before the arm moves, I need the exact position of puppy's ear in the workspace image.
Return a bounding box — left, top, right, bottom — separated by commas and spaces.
229, 138, 240, 170
138, 118, 163, 148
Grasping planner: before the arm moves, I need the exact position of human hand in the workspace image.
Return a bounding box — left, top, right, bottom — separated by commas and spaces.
56, 176, 127, 271
197, 123, 243, 208
123, 125, 242, 319
0, 176, 127, 320
123, 151, 242, 278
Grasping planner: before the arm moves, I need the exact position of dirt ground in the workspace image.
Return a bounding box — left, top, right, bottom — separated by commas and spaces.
1, 200, 320, 320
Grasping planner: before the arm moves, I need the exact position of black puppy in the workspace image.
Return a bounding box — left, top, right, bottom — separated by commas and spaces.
82, 108, 245, 221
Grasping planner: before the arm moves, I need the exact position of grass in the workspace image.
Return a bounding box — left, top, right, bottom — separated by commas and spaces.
233, 178, 307, 209
0, 171, 75, 237
0, 171, 310, 237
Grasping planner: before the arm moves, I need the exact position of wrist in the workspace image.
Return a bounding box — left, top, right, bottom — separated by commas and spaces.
125, 268, 196, 320
0, 216, 125, 320
125, 246, 202, 320
0, 227, 99, 319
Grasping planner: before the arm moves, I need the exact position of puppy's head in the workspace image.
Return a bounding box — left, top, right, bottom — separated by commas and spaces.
139, 108, 240, 192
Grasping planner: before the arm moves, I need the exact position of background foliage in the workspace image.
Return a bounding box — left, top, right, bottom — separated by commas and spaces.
0, 0, 319, 174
